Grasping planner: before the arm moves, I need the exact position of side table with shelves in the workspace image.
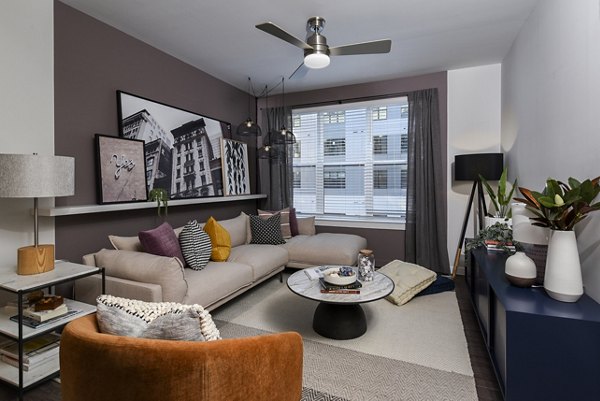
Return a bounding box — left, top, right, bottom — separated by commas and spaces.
0, 261, 105, 400
466, 248, 600, 401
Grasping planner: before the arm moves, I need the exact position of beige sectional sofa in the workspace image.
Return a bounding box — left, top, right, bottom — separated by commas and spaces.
78, 213, 367, 311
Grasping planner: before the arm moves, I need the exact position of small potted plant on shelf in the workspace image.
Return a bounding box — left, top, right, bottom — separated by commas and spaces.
148, 188, 169, 217
515, 176, 600, 302
479, 167, 518, 227
466, 222, 517, 254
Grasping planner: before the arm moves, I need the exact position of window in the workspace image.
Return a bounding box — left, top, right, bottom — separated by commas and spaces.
324, 138, 345, 156
293, 115, 301, 128
373, 136, 388, 155
147, 157, 155, 167
292, 97, 408, 221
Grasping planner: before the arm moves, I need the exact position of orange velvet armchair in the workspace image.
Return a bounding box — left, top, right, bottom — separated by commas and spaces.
60, 314, 303, 401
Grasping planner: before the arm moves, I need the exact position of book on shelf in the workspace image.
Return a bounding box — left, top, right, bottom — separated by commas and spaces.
484, 242, 516, 252
23, 303, 68, 322
319, 279, 362, 291
0, 344, 60, 371
11, 308, 80, 329
0, 333, 60, 368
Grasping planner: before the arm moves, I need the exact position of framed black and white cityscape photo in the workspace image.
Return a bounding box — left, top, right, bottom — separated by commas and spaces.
117, 90, 231, 199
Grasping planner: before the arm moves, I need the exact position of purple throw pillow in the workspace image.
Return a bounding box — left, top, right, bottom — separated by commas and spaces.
289, 207, 299, 237
138, 222, 185, 264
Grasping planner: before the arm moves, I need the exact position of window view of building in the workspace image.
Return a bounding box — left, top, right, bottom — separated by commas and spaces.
292, 97, 408, 221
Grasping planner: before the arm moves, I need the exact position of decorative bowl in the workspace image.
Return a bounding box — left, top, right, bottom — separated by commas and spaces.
323, 267, 356, 286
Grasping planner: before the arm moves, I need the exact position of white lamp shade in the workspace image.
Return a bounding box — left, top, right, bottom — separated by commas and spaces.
304, 53, 330, 69
0, 154, 75, 198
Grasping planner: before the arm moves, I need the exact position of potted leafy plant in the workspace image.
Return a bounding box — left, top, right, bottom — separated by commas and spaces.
466, 222, 517, 254
515, 176, 600, 302
148, 188, 169, 217
479, 167, 517, 225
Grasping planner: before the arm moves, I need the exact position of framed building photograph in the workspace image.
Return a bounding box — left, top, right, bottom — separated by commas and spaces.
117, 90, 231, 199
221, 138, 250, 196
95, 134, 148, 204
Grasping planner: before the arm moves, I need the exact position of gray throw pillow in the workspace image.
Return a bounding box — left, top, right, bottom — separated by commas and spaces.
96, 295, 220, 341
249, 214, 285, 245
179, 220, 212, 270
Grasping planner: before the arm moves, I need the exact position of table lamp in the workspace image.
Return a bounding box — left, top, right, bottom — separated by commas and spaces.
0, 153, 75, 275
452, 152, 503, 279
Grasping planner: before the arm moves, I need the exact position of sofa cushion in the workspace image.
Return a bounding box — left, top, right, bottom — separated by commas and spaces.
218, 212, 248, 247
138, 223, 185, 264
183, 262, 253, 308
281, 233, 367, 267
289, 208, 299, 236
249, 214, 285, 245
378, 260, 436, 305
204, 217, 231, 261
228, 244, 288, 280
179, 220, 212, 271
258, 207, 291, 239
94, 249, 188, 303
96, 294, 220, 341
297, 216, 316, 235
110, 226, 184, 252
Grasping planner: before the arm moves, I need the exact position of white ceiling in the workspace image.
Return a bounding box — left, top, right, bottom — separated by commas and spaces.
60, 0, 539, 94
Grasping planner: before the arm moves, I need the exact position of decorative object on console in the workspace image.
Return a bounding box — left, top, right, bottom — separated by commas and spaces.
138, 222, 185, 265
221, 138, 250, 195
379, 259, 436, 306
516, 176, 600, 302
179, 220, 212, 271
236, 77, 262, 136
479, 167, 517, 227
258, 207, 292, 238
148, 188, 168, 217
465, 222, 516, 254
117, 90, 231, 198
96, 294, 220, 341
203, 217, 232, 261
511, 201, 549, 284
452, 152, 504, 278
249, 214, 286, 245
504, 251, 537, 287
0, 153, 75, 275
358, 249, 375, 281
95, 134, 148, 205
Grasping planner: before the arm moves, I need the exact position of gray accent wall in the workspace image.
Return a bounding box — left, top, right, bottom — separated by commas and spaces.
53, 1, 254, 262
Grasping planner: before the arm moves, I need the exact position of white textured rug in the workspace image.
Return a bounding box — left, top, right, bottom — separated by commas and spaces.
212, 274, 477, 401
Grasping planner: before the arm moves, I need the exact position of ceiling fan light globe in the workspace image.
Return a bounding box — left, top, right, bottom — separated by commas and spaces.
304, 53, 330, 69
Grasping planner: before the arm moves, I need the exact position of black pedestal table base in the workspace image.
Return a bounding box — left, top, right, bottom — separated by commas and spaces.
312, 302, 366, 339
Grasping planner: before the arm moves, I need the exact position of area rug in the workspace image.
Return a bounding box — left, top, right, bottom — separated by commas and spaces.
212, 273, 477, 401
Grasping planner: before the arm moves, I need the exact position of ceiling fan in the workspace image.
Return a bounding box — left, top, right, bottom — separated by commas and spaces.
256, 17, 391, 79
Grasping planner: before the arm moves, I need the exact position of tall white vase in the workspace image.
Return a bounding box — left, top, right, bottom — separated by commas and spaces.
543, 230, 583, 302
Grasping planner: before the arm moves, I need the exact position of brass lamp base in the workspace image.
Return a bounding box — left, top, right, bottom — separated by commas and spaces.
17, 245, 55, 275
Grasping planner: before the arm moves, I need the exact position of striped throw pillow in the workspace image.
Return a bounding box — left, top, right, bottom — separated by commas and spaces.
258, 207, 291, 239
179, 220, 212, 270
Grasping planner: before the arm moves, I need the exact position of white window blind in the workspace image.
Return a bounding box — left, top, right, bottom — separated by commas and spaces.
292, 97, 408, 221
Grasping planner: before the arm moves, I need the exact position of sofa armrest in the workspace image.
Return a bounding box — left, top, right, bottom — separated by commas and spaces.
60, 314, 303, 401
74, 275, 163, 305
87, 249, 188, 303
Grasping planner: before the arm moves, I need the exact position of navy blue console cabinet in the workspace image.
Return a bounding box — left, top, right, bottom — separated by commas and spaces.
467, 248, 600, 401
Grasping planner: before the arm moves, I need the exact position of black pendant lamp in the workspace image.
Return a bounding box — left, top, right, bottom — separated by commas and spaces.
237, 77, 262, 136
271, 77, 296, 145
257, 84, 279, 160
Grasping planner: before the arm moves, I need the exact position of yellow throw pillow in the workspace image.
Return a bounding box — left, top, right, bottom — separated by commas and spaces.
203, 217, 231, 261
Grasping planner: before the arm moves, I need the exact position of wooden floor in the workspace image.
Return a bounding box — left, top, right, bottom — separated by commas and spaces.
0, 275, 502, 401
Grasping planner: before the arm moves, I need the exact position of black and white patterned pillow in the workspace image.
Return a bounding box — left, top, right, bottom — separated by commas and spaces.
249, 213, 286, 245
179, 220, 212, 270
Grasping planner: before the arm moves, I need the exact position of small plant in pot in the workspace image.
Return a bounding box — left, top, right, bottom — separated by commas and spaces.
479, 167, 517, 225
148, 188, 169, 217
466, 222, 517, 254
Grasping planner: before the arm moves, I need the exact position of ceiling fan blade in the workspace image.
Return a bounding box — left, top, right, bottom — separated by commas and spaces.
329, 39, 392, 56
289, 62, 309, 80
256, 22, 312, 50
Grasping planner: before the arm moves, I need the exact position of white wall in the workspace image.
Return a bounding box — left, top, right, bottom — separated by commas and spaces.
447, 64, 502, 273
502, 0, 600, 301
0, 1, 55, 270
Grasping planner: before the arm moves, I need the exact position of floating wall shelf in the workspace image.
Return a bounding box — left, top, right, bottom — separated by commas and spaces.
37, 194, 267, 217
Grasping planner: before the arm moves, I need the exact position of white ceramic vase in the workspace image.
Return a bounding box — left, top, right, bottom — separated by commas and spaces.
543, 230, 583, 302
505, 252, 537, 287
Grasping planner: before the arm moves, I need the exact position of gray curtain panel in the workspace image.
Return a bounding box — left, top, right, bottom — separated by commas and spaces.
259, 106, 293, 210
405, 89, 450, 274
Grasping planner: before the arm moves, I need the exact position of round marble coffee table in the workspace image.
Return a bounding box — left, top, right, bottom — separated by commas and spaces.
287, 267, 394, 340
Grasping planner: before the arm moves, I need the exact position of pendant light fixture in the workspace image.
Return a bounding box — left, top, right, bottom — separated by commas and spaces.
237, 77, 262, 136
258, 85, 280, 160
271, 77, 296, 144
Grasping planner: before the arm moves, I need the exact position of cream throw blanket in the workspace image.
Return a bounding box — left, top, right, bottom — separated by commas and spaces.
378, 260, 437, 305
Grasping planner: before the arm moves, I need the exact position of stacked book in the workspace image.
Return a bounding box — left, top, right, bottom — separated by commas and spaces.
10, 296, 79, 329
319, 279, 362, 294
484, 240, 516, 252
0, 333, 60, 372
